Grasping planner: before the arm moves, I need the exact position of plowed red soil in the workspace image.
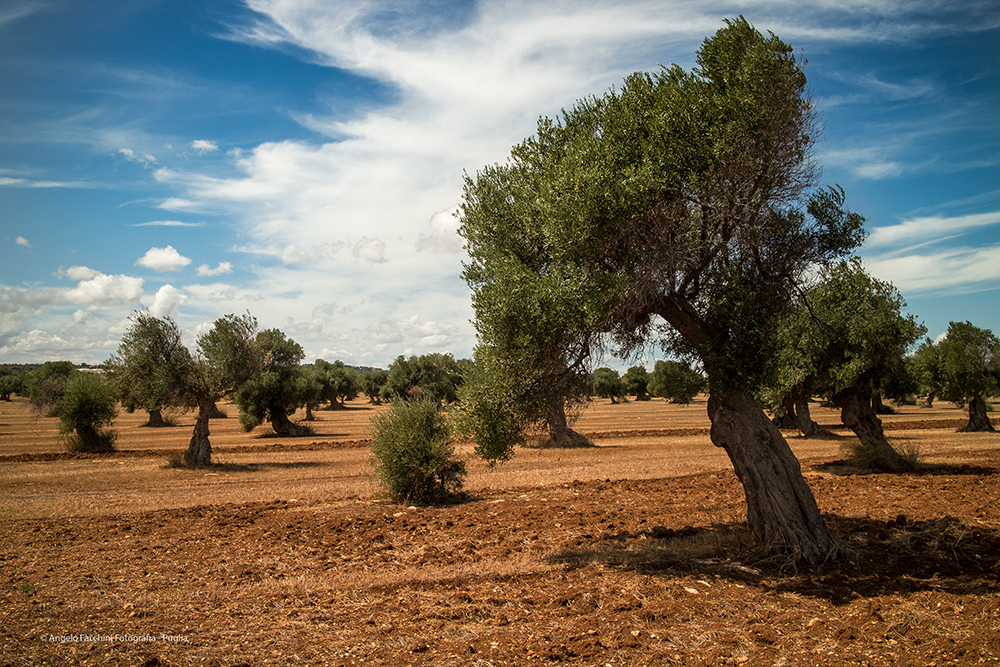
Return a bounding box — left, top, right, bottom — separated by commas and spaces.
1, 396, 998, 666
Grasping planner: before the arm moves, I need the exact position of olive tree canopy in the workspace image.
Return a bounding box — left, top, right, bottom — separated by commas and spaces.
459, 18, 865, 562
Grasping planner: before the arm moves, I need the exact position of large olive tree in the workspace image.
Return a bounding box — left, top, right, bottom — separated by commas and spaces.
764, 260, 925, 469
107, 311, 263, 466
460, 18, 866, 562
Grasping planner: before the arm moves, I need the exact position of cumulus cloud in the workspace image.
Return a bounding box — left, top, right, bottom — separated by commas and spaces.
135, 245, 192, 272
352, 237, 387, 264
416, 207, 463, 253
118, 148, 157, 166
65, 273, 145, 305
147, 284, 187, 318
15, 236, 30, 247
196, 261, 234, 276
191, 139, 219, 153
57, 265, 101, 281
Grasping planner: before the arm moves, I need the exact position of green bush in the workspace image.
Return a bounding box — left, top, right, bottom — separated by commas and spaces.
58, 373, 117, 453
368, 399, 465, 505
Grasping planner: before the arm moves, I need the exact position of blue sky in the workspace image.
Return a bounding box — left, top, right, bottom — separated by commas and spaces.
2, 0, 998, 367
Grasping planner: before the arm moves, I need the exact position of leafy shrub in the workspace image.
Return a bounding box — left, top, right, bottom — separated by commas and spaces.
58, 373, 117, 453
368, 399, 465, 505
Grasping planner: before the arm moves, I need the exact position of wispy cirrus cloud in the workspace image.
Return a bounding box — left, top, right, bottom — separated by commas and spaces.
865, 244, 1000, 296
132, 220, 205, 228
866, 210, 1000, 250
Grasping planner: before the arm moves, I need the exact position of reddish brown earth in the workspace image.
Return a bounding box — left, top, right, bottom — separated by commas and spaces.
1, 396, 998, 666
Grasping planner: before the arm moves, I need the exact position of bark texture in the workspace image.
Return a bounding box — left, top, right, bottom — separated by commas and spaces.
959, 395, 995, 433
794, 396, 831, 437
269, 407, 312, 437
540, 398, 592, 448
838, 385, 908, 471
185, 396, 213, 467
708, 391, 841, 564
771, 394, 798, 429
145, 409, 167, 428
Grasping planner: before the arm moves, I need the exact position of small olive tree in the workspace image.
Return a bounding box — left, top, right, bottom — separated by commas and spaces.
368, 399, 465, 505
58, 373, 117, 452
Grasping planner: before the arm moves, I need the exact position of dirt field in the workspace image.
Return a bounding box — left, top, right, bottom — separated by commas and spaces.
1, 396, 998, 666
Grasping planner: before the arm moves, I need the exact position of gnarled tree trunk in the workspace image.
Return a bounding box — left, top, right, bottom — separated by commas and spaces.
185, 396, 213, 467
541, 397, 591, 448
145, 409, 167, 427
771, 394, 798, 429
708, 391, 841, 564
959, 395, 995, 433
838, 382, 907, 471
794, 396, 831, 437
269, 405, 311, 436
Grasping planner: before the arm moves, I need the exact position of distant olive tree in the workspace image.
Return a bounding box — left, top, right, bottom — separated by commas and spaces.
108, 311, 263, 466
622, 366, 650, 401
0, 368, 24, 401
648, 360, 705, 404
26, 361, 76, 417
235, 329, 312, 436
58, 373, 117, 452
765, 260, 925, 470
592, 367, 624, 403
937, 321, 998, 433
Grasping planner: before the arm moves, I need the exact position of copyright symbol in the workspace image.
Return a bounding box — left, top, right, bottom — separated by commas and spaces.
40, 636, 47, 642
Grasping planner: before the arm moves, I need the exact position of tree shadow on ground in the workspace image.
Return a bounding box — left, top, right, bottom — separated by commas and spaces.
543, 514, 1000, 604
202, 460, 333, 472
812, 460, 998, 476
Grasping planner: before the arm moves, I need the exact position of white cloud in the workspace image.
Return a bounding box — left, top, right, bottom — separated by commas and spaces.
819, 146, 903, 180
191, 139, 219, 153
57, 265, 101, 281
15, 236, 30, 247
65, 273, 145, 305
352, 237, 386, 264
146, 284, 187, 319
865, 245, 1000, 296
135, 245, 192, 272
866, 210, 1000, 250
118, 148, 157, 166
133, 220, 205, 227
416, 206, 463, 254
196, 261, 234, 276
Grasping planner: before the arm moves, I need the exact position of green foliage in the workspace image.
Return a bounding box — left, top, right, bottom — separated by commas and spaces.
937, 321, 999, 407
459, 18, 865, 464
105, 312, 194, 417
234, 329, 310, 435
591, 367, 624, 402
383, 354, 464, 403
360, 368, 388, 404
0, 368, 24, 401
27, 361, 76, 416
622, 366, 650, 399
58, 373, 117, 452
770, 260, 925, 404
368, 399, 465, 505
197, 312, 263, 397
648, 360, 705, 403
